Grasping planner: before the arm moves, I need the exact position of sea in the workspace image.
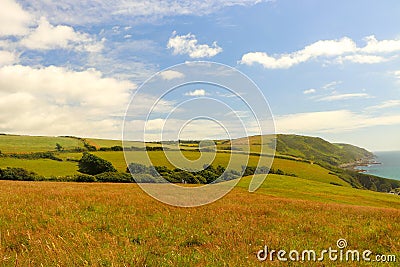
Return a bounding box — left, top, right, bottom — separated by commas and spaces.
356, 151, 400, 181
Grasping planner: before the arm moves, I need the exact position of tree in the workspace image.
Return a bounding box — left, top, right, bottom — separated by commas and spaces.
78, 152, 116, 175
127, 163, 149, 174
55, 143, 63, 151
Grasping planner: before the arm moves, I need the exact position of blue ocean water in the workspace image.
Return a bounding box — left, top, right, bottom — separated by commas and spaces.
357, 151, 400, 181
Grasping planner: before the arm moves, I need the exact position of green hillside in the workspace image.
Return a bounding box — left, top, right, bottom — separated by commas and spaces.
0, 133, 399, 193
0, 134, 84, 153
275, 134, 373, 166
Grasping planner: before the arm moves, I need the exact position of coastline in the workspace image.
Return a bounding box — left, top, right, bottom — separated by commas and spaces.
339, 155, 381, 173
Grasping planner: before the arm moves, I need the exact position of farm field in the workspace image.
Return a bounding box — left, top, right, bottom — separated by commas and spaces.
0, 135, 84, 154
0, 178, 398, 266
0, 146, 344, 186
95, 150, 349, 186
0, 134, 399, 265
0, 157, 78, 177
0, 134, 387, 189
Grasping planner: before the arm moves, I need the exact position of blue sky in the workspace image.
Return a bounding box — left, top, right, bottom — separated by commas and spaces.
0, 0, 400, 151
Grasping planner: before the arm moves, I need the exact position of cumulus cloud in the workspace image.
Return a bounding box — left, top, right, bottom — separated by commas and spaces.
336, 54, 388, 64
160, 70, 185, 80
241, 37, 356, 68
20, 17, 104, 52
0, 0, 32, 36
0, 51, 18, 66
361, 35, 400, 53
167, 32, 222, 58
0, 65, 134, 107
275, 110, 400, 133
241, 35, 400, 68
0, 65, 135, 138
303, 89, 316, 94
184, 89, 207, 96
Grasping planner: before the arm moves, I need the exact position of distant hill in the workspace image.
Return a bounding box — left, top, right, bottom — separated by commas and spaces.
227, 134, 373, 167
275, 134, 373, 166
228, 134, 399, 192
1, 133, 398, 192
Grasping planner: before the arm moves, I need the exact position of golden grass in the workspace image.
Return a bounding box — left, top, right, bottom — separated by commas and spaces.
0, 180, 398, 266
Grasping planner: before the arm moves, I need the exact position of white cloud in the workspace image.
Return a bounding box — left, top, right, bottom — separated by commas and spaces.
367, 100, 400, 110
393, 70, 400, 79
124, 93, 178, 119
240, 37, 356, 68
160, 70, 185, 80
18, 0, 269, 25
184, 89, 207, 96
125, 117, 237, 141
241, 35, 400, 69
0, 65, 134, 108
144, 118, 165, 131
167, 32, 222, 58
20, 17, 104, 52
303, 89, 316, 94
0, 65, 135, 138
0, 0, 32, 36
318, 93, 371, 101
0, 51, 18, 66
361, 35, 400, 53
322, 81, 342, 90
336, 54, 388, 64
275, 110, 400, 133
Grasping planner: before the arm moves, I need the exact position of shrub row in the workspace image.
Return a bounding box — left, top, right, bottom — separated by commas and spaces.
242, 165, 298, 177
127, 163, 242, 184
0, 167, 133, 183
3, 152, 63, 161
0, 167, 41, 181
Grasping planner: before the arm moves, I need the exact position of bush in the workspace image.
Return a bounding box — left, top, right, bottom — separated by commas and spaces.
111, 146, 123, 151
84, 142, 97, 151
132, 173, 166, 183
74, 173, 97, 182
95, 172, 133, 183
99, 146, 124, 152
78, 152, 117, 175
241, 165, 297, 177
0, 167, 39, 181
127, 163, 149, 174
7, 152, 62, 161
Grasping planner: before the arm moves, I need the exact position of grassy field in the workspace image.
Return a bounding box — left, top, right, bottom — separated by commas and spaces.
0, 179, 398, 266
0, 135, 84, 154
94, 150, 348, 186
0, 157, 79, 177
239, 175, 400, 208
0, 135, 399, 265
0, 148, 348, 188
